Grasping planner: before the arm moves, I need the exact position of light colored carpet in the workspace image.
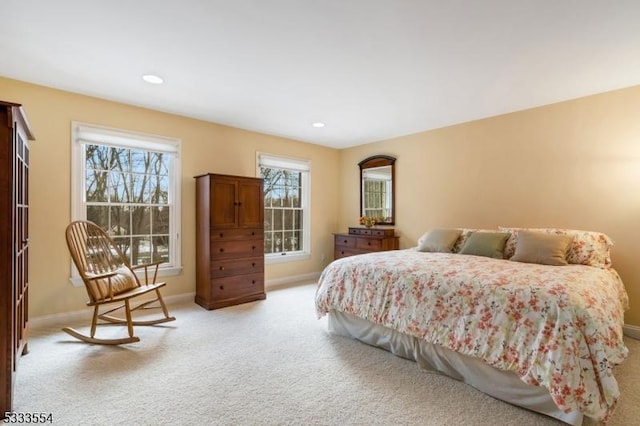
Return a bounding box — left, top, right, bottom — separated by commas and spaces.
12, 283, 640, 425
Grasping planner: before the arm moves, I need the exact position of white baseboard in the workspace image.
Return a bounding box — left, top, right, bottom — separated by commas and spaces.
623, 324, 640, 340
30, 273, 321, 329
29, 292, 195, 329
32, 289, 640, 341
164, 291, 196, 305
30, 308, 92, 329
265, 272, 321, 290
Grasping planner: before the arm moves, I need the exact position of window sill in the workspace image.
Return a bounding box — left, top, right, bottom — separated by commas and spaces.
69, 265, 183, 288
265, 252, 311, 264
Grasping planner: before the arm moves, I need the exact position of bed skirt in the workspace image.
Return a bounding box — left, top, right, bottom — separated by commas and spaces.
328, 309, 583, 426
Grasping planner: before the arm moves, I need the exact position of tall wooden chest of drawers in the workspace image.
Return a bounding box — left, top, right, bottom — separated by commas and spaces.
195, 173, 266, 309
334, 227, 399, 260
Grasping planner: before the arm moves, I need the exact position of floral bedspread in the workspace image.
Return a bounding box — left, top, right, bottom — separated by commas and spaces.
315, 249, 629, 422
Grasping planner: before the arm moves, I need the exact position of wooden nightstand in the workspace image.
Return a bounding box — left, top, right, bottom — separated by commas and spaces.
333, 227, 399, 260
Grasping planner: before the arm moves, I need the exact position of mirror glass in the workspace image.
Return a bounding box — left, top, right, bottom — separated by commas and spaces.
359, 155, 395, 225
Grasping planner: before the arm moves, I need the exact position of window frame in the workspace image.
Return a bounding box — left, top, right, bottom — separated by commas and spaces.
257, 152, 311, 264
70, 121, 182, 286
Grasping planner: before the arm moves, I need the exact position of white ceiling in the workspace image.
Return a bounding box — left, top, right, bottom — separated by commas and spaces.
2, 1, 640, 149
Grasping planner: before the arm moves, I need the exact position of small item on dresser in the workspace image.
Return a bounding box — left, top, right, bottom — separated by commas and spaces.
359, 216, 380, 228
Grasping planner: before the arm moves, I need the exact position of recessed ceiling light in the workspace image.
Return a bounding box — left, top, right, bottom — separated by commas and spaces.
142, 74, 164, 84
312, 122, 325, 128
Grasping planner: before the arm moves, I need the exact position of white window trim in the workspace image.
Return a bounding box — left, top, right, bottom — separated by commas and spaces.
257, 152, 311, 264
70, 121, 183, 286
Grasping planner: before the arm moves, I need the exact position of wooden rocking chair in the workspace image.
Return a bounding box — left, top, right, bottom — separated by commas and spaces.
64, 220, 176, 344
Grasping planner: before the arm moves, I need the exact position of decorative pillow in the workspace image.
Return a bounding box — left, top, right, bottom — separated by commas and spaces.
510, 231, 573, 266
89, 266, 138, 300
417, 229, 463, 253
499, 226, 614, 268
451, 228, 496, 253
458, 232, 511, 259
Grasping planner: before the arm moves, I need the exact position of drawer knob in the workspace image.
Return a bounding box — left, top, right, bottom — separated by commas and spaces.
343, 240, 348, 243
368, 242, 371, 246
219, 248, 225, 252
219, 266, 224, 270
219, 233, 224, 238
252, 280, 256, 284
252, 246, 256, 250
219, 285, 224, 290
252, 262, 256, 267
251, 231, 255, 236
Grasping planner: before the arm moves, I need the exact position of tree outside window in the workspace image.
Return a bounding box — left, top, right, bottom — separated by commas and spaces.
257, 153, 310, 262
84, 144, 171, 265
261, 168, 303, 254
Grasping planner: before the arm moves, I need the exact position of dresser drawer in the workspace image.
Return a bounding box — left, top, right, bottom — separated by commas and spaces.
211, 273, 264, 300
334, 234, 356, 248
210, 257, 263, 278
356, 237, 382, 251
350, 228, 372, 236
334, 248, 363, 259
369, 229, 391, 237
211, 228, 262, 240
211, 239, 264, 259
349, 227, 395, 237
333, 230, 398, 261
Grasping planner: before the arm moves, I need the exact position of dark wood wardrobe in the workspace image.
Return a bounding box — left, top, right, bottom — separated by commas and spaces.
0, 101, 35, 414
195, 173, 266, 309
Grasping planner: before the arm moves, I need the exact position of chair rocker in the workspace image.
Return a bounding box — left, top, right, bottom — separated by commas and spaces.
64, 220, 176, 345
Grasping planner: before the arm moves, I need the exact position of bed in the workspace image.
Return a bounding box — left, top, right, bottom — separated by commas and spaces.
315, 227, 629, 425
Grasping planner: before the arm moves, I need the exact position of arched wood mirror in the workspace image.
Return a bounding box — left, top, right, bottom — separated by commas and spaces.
359, 155, 395, 225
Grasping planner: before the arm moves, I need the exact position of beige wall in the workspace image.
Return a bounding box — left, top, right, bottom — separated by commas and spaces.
0, 77, 340, 318
3, 75, 639, 326
339, 85, 640, 326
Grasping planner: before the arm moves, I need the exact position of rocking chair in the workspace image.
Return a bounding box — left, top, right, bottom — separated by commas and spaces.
64, 220, 176, 344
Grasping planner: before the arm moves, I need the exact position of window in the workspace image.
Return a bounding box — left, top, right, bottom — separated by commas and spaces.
71, 122, 182, 284
257, 153, 311, 263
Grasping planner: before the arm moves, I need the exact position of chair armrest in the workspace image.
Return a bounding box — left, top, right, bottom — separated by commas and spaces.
131, 261, 162, 284
130, 260, 163, 270
85, 271, 119, 281
84, 270, 119, 300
